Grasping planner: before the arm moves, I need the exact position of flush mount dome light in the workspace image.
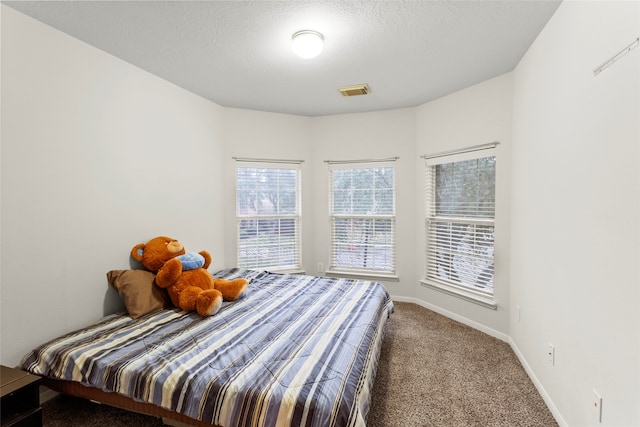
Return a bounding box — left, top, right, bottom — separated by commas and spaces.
291, 30, 324, 58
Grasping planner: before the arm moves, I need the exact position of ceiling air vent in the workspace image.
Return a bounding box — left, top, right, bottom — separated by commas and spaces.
338, 84, 370, 97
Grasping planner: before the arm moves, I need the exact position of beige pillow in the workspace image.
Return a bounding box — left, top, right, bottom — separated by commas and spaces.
106, 270, 169, 318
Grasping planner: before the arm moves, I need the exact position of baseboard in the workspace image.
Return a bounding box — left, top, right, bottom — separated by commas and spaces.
389, 294, 565, 427
390, 295, 510, 342
509, 338, 568, 427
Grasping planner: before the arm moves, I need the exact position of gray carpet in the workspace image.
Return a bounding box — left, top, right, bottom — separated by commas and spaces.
367, 302, 557, 426
41, 302, 557, 426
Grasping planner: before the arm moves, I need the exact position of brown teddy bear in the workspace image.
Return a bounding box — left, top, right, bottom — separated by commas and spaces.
131, 236, 248, 317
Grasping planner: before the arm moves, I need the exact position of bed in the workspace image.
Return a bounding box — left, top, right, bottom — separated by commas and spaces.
20, 268, 394, 427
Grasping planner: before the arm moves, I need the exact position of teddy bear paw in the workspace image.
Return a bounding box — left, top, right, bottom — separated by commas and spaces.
196, 289, 223, 317
213, 278, 249, 301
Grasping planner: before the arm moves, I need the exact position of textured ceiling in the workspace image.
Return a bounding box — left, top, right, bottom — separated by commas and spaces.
3, 0, 561, 117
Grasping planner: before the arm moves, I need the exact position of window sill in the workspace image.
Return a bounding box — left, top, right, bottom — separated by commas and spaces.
265, 268, 306, 275
325, 269, 399, 282
420, 279, 497, 310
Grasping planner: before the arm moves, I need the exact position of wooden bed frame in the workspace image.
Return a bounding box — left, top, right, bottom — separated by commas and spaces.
43, 378, 220, 427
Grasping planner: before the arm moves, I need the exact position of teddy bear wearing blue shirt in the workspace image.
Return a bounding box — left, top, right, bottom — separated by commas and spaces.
131, 236, 248, 316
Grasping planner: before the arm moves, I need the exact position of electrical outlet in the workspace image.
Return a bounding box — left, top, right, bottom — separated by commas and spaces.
317, 262, 324, 273
547, 342, 555, 365
516, 304, 521, 323
592, 389, 603, 423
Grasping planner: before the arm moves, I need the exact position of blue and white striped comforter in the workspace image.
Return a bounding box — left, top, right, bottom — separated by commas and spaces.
21, 269, 394, 427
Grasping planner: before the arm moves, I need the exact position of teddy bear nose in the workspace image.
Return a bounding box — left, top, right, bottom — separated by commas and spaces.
167, 240, 184, 254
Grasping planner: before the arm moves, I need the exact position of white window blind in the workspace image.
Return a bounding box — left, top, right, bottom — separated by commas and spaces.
425, 150, 496, 295
329, 162, 396, 275
236, 162, 301, 271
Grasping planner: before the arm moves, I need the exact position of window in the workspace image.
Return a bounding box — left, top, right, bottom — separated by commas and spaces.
328, 162, 396, 278
423, 146, 496, 306
236, 162, 301, 271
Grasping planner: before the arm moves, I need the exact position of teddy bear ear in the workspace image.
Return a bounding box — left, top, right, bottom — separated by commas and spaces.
131, 243, 145, 261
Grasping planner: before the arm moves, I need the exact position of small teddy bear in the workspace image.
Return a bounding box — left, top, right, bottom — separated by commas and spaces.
131, 236, 248, 317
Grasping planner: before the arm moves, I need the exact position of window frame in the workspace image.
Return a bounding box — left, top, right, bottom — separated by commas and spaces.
326, 161, 398, 281
421, 146, 498, 309
235, 161, 302, 273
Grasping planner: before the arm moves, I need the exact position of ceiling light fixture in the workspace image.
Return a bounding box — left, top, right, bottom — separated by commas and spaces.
291, 30, 324, 59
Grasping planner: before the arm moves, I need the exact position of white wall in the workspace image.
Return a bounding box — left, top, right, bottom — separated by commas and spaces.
218, 108, 417, 292
510, 1, 639, 426
219, 108, 313, 272
0, 6, 226, 365
414, 73, 513, 337
309, 109, 417, 298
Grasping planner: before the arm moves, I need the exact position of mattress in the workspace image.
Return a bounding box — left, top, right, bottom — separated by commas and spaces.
21, 269, 394, 427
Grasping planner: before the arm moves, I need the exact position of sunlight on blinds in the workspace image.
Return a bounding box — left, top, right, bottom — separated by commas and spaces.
236, 165, 301, 270
425, 155, 495, 293
330, 165, 396, 274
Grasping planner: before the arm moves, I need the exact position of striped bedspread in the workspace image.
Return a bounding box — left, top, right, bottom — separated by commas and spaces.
21, 269, 394, 427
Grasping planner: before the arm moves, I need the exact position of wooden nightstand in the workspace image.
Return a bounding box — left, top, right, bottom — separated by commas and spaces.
0, 365, 42, 427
